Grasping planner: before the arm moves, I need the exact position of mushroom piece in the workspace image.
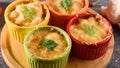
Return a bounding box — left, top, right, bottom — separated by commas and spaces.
101, 0, 120, 27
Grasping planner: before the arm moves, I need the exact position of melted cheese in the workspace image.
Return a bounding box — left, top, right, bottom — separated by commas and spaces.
70, 16, 108, 44
27, 29, 67, 59
50, 0, 84, 14
9, 1, 45, 26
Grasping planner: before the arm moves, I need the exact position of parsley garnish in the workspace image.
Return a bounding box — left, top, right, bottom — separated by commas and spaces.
61, 0, 73, 10
40, 39, 58, 51
83, 23, 98, 36
22, 6, 37, 21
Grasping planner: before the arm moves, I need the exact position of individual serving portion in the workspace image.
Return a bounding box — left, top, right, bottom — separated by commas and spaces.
4, 0, 50, 43
27, 28, 68, 59
70, 16, 108, 44
66, 13, 112, 59
24, 26, 71, 68
9, 1, 46, 26
49, 0, 85, 14
46, 0, 89, 30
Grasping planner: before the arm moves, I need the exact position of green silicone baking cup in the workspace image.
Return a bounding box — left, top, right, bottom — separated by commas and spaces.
24, 25, 72, 68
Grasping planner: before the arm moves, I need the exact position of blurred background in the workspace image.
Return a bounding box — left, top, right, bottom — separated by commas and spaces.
0, 0, 14, 2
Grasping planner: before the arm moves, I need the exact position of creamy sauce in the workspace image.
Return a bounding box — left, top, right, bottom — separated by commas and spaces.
9, 1, 45, 26
70, 16, 109, 44
50, 0, 84, 14
27, 29, 67, 59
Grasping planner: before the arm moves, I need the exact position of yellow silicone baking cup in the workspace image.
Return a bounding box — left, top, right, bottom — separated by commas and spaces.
4, 0, 50, 43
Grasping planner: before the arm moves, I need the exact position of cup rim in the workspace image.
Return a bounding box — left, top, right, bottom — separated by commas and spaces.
46, 0, 89, 17
4, 0, 50, 29
24, 25, 72, 61
66, 13, 112, 47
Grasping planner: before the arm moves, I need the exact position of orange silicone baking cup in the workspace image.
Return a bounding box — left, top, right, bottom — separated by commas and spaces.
66, 13, 113, 60
46, 0, 89, 30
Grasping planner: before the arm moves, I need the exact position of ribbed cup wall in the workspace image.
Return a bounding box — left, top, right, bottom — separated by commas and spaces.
71, 41, 109, 60
48, 12, 70, 30
27, 54, 69, 68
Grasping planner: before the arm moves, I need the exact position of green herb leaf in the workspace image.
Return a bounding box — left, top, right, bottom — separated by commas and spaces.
40, 39, 58, 51
83, 23, 98, 36
28, 7, 37, 16
61, 0, 73, 10
22, 6, 37, 21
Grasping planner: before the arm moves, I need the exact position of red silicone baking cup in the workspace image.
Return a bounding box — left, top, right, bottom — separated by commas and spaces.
66, 13, 113, 60
46, 0, 89, 30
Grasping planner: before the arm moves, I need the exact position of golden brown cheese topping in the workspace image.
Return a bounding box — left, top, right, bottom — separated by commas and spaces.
27, 29, 67, 59
9, 1, 46, 26
70, 16, 109, 44
50, 0, 84, 14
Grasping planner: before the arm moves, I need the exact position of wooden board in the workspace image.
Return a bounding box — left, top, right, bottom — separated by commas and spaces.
1, 25, 114, 68
0, 8, 114, 68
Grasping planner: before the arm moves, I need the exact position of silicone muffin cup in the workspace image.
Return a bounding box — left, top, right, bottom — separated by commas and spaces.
4, 0, 50, 43
24, 26, 72, 68
46, 0, 89, 30
66, 13, 112, 60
